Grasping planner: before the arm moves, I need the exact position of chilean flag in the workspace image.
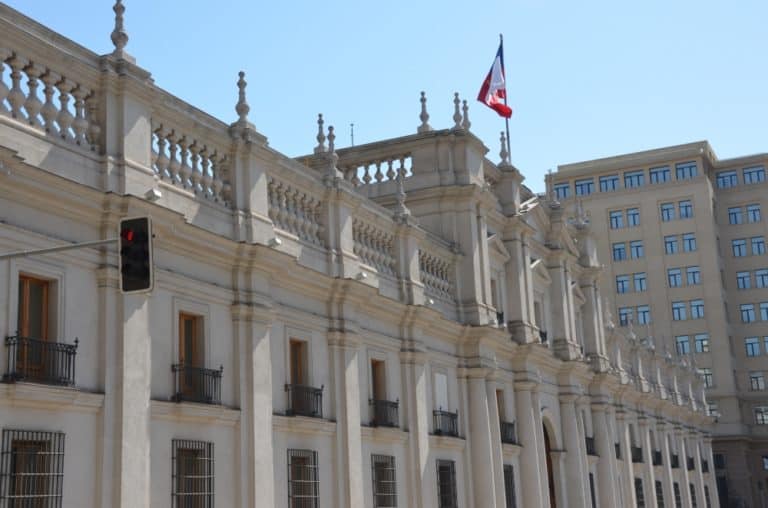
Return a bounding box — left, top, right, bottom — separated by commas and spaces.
477, 42, 513, 118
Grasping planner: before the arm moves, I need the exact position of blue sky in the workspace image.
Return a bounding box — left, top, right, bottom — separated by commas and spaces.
7, 0, 766, 192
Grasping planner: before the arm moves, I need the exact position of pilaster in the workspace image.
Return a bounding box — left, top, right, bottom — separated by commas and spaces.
559, 393, 589, 506
514, 379, 549, 508
592, 401, 619, 506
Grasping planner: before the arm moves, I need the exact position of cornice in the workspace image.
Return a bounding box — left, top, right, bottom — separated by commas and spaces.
0, 383, 104, 413
150, 400, 240, 426
360, 425, 409, 445
273, 415, 337, 436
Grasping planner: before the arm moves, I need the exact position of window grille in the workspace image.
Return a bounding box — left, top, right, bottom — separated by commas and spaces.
634, 477, 645, 507
172, 439, 214, 508
371, 455, 396, 507
288, 449, 319, 508
436, 460, 457, 508
673, 482, 682, 508
655, 480, 665, 508
503, 465, 517, 508
0, 429, 65, 507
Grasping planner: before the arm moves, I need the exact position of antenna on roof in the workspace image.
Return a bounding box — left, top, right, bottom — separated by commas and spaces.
350, 123, 355, 146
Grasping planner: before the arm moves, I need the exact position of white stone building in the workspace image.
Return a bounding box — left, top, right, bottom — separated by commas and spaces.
0, 2, 717, 507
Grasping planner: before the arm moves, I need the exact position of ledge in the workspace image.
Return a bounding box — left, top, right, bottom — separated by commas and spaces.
0, 382, 104, 413
273, 414, 337, 436
501, 442, 522, 458
361, 425, 409, 444
150, 400, 240, 426
429, 434, 466, 451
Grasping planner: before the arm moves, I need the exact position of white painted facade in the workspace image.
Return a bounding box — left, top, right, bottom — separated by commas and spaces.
0, 3, 717, 507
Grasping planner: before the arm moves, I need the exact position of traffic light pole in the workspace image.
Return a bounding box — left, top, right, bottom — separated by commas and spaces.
0, 238, 118, 260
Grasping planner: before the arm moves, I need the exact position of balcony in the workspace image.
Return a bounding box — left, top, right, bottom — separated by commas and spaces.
370, 399, 399, 427
670, 453, 680, 469
500, 421, 517, 445
631, 446, 643, 463
172, 364, 222, 404
615, 443, 622, 460
539, 330, 548, 344
652, 450, 663, 466
433, 409, 459, 437
687, 456, 695, 471
3, 335, 78, 386
585, 436, 597, 456
285, 384, 323, 418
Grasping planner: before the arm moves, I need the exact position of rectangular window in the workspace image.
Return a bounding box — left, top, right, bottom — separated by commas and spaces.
610, 210, 624, 229
744, 166, 766, 185
172, 439, 214, 508
288, 449, 319, 508
752, 237, 766, 255
741, 304, 756, 323
690, 300, 705, 319
636, 305, 650, 325
624, 170, 645, 188
694, 333, 709, 353
179, 313, 204, 368
371, 359, 387, 401
690, 484, 698, 508
756, 270, 768, 289
665, 236, 678, 255
289, 339, 309, 385
575, 178, 595, 196
682, 233, 696, 252
630, 240, 644, 259
650, 166, 671, 184
655, 480, 665, 508
717, 170, 738, 188
746, 337, 761, 356
634, 273, 647, 292
0, 429, 65, 508
372, 454, 397, 508
761, 303, 768, 321
707, 403, 719, 417
676, 161, 697, 180
750, 372, 766, 391
704, 486, 711, 508
728, 207, 743, 225
699, 368, 713, 388
674, 483, 682, 508
616, 275, 630, 294
737, 271, 752, 289
678, 200, 693, 219
613, 243, 627, 261
676, 336, 690, 355
672, 301, 687, 321
668, 269, 682, 288
17, 275, 51, 341
619, 307, 633, 327
732, 239, 747, 257
600, 175, 619, 192
660, 203, 675, 222
554, 183, 571, 200
747, 203, 762, 222
686, 266, 701, 285
627, 208, 640, 227
756, 406, 768, 425
436, 460, 458, 508
503, 465, 517, 508
635, 477, 646, 508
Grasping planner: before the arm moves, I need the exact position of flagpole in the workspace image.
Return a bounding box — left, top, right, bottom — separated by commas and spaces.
500, 33, 512, 163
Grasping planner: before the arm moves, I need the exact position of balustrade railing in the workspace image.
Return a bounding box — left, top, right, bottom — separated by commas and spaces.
285, 384, 323, 418
369, 399, 399, 428
172, 364, 222, 405
585, 436, 597, 456
500, 421, 517, 445
0, 48, 101, 152
341, 154, 412, 187
631, 446, 643, 463
433, 409, 459, 437
418, 249, 455, 302
267, 176, 324, 246
353, 218, 396, 276
3, 335, 78, 386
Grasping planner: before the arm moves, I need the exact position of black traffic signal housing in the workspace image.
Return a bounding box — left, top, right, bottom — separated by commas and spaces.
119, 217, 153, 294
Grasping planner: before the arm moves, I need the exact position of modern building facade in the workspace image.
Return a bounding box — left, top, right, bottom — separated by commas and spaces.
0, 2, 716, 507
553, 142, 768, 507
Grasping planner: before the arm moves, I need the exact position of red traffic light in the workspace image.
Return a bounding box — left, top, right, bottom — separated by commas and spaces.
119, 217, 153, 294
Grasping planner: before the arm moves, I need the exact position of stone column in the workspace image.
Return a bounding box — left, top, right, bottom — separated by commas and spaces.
329, 331, 364, 508
616, 410, 638, 507
675, 427, 693, 507
592, 401, 619, 506
559, 393, 589, 506
548, 256, 580, 360
638, 416, 659, 508
502, 228, 537, 343
655, 422, 676, 508
515, 381, 548, 508
400, 348, 431, 508
701, 437, 719, 508
232, 302, 275, 508
689, 431, 707, 507
580, 275, 610, 371
486, 379, 508, 508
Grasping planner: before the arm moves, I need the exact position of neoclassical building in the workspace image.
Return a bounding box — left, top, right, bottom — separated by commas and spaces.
0, 3, 716, 507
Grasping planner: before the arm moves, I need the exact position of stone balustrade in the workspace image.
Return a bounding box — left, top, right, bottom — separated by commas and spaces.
418, 245, 456, 304
266, 175, 325, 247
352, 216, 396, 276
342, 154, 412, 187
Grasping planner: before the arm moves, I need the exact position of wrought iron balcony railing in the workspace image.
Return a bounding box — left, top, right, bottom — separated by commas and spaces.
433, 409, 459, 437
670, 453, 680, 469
652, 450, 663, 466
3, 335, 78, 386
172, 364, 223, 404
500, 421, 517, 444
631, 446, 643, 463
370, 399, 399, 427
285, 384, 323, 418
585, 436, 597, 456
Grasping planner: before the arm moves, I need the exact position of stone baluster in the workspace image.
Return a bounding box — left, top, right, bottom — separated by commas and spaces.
189, 141, 202, 193
178, 136, 192, 188
154, 126, 169, 179
452, 92, 462, 129
499, 131, 509, 165
86, 93, 101, 152
374, 161, 383, 182
461, 100, 471, 130
55, 78, 75, 141
23, 63, 44, 127
362, 164, 372, 184
385, 159, 395, 181
167, 132, 181, 184
40, 70, 59, 134
417, 91, 432, 133
72, 86, 89, 146
314, 113, 326, 153
0, 48, 11, 114
201, 148, 213, 197
7, 55, 28, 119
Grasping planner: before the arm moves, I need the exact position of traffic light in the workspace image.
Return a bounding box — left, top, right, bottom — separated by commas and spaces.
119, 217, 153, 294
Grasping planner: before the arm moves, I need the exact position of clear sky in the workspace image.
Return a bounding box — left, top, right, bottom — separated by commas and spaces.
7, 0, 766, 192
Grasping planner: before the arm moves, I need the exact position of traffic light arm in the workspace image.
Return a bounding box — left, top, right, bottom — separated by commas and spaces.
0, 237, 118, 260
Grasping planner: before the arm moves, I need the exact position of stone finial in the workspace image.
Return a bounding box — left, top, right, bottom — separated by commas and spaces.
545, 171, 561, 209
461, 100, 471, 130
499, 131, 509, 165
417, 91, 431, 133
314, 114, 326, 153
235, 71, 250, 124
325, 125, 342, 181
110, 0, 129, 56
393, 158, 411, 221
452, 93, 462, 129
